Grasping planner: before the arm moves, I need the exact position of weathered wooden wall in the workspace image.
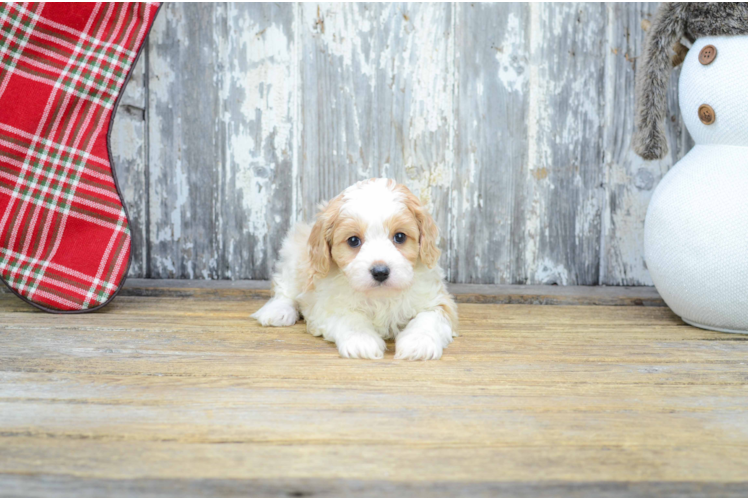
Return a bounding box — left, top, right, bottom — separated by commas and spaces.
111, 2, 693, 285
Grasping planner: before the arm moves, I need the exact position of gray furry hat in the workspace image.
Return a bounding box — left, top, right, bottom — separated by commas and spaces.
634, 3, 748, 160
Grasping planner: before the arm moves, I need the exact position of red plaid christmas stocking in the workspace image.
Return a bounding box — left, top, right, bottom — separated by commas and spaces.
0, 3, 159, 312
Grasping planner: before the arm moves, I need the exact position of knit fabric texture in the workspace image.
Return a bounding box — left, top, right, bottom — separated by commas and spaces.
645, 145, 748, 333
0, 3, 159, 311
680, 36, 748, 147
645, 36, 748, 333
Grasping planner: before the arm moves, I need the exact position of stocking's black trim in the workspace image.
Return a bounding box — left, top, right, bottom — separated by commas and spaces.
0, 3, 163, 314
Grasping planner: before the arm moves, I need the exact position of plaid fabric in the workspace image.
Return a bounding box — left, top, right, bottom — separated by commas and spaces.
0, 2, 159, 312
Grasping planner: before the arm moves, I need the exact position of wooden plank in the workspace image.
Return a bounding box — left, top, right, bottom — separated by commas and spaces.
147, 4, 225, 279
3, 476, 747, 498
144, 3, 296, 280
0, 280, 666, 307
220, 3, 295, 280
451, 3, 529, 284
110, 56, 148, 278
112, 3, 703, 286
599, 3, 695, 285
106, 3, 703, 286
297, 3, 454, 267
1, 293, 748, 496
2, 440, 748, 487
521, 3, 607, 285
447, 283, 664, 306
104, 279, 664, 307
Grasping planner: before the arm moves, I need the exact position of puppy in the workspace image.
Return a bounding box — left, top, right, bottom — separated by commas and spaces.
252, 178, 457, 360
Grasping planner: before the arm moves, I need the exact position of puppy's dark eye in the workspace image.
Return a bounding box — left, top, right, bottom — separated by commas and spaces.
394, 232, 407, 244
347, 236, 361, 248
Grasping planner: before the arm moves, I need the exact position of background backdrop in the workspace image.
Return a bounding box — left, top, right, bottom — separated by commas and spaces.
111, 2, 693, 285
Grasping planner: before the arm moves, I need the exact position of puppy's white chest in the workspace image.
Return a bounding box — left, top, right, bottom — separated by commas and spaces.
365, 298, 415, 338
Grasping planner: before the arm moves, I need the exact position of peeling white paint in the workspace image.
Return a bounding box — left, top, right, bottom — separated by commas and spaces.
534, 257, 569, 285
307, 4, 377, 89
148, 7, 183, 255
148, 9, 178, 103
496, 13, 526, 93
218, 4, 296, 272
110, 56, 147, 275
523, 2, 545, 282
401, 4, 454, 222
597, 2, 690, 286
114, 3, 682, 285
167, 158, 189, 242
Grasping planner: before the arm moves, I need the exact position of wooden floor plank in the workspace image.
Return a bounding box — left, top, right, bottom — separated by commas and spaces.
1, 287, 747, 496
6, 278, 662, 307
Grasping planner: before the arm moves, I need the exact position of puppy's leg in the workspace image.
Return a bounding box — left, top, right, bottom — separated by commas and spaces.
314, 314, 386, 359
251, 224, 309, 327
251, 267, 300, 327
252, 296, 298, 327
395, 307, 455, 361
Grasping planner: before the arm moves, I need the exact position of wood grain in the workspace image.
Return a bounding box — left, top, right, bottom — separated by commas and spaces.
106, 279, 666, 307
220, 3, 295, 280
109, 2, 696, 286
0, 279, 666, 307
599, 3, 694, 285
298, 2, 455, 255
451, 3, 529, 284
110, 56, 148, 278
3, 476, 748, 498
147, 4, 225, 279
1, 286, 747, 496
520, 3, 607, 286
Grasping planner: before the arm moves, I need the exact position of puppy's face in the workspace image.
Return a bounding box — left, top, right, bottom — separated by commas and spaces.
308, 179, 440, 293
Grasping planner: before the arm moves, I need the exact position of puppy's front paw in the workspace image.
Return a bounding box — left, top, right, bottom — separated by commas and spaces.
251, 299, 299, 327
336, 333, 385, 359
395, 333, 443, 361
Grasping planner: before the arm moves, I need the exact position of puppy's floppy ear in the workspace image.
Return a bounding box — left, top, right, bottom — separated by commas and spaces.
307, 195, 343, 286
396, 184, 440, 268
418, 206, 440, 268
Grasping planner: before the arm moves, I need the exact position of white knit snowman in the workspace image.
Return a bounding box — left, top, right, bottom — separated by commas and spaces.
644, 35, 748, 333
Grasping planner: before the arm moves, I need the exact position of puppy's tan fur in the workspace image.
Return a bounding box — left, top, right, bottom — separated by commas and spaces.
253, 178, 458, 360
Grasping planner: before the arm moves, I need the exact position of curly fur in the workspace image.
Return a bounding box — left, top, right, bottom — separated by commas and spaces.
251, 179, 458, 361
634, 3, 748, 160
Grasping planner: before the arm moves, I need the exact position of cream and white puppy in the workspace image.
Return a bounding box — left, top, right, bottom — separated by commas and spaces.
252, 178, 457, 360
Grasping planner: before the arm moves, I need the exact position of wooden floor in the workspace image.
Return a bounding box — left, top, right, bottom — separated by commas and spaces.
1, 281, 748, 497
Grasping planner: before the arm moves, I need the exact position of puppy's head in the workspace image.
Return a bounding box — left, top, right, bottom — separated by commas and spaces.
307, 178, 439, 293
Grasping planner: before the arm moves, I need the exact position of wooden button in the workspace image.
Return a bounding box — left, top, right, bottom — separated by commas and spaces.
699, 45, 717, 65
698, 104, 715, 125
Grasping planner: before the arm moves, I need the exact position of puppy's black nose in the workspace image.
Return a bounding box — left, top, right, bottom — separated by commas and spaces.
370, 265, 390, 283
